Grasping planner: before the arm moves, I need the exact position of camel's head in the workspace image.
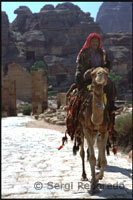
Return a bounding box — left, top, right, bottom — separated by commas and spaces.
90, 67, 109, 86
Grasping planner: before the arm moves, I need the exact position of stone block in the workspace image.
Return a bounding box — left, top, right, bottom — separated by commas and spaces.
7, 63, 32, 101
57, 93, 66, 109
2, 79, 17, 116
31, 70, 48, 114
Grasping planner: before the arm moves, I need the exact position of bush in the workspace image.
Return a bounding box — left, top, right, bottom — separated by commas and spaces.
108, 70, 122, 97
34, 115, 39, 120
31, 60, 48, 82
114, 113, 132, 153
22, 106, 32, 116
48, 90, 57, 96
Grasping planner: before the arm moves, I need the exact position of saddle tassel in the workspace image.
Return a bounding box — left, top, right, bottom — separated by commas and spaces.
58, 131, 68, 150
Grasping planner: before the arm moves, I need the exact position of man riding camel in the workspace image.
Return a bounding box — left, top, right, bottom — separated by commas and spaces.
58, 33, 119, 153
75, 32, 119, 115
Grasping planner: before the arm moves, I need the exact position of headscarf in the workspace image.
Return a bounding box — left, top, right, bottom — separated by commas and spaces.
76, 33, 106, 63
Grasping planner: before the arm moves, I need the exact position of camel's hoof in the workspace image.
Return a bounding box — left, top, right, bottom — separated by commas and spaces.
99, 176, 103, 180
96, 172, 103, 180
89, 182, 100, 194
81, 176, 88, 181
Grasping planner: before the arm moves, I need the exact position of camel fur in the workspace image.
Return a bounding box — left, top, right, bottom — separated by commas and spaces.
78, 67, 111, 192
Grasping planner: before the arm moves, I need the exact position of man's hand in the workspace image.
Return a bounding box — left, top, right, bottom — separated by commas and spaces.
83, 69, 91, 81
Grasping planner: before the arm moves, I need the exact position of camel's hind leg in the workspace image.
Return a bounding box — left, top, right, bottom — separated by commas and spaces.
80, 135, 88, 181
96, 131, 108, 181
87, 148, 90, 161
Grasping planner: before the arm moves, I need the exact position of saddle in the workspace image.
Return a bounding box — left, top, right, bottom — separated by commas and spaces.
58, 83, 89, 154
58, 83, 117, 155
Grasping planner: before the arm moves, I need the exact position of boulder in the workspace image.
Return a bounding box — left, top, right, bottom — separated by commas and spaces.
40, 4, 54, 12
43, 105, 66, 125
14, 6, 32, 15
11, 6, 32, 33
55, 121, 66, 125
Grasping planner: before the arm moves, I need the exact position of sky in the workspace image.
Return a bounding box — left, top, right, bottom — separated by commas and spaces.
1, 1, 103, 23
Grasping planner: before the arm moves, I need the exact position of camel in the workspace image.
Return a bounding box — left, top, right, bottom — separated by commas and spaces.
78, 67, 111, 192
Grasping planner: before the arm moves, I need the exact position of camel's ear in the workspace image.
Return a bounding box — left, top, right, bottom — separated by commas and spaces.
90, 67, 95, 72
104, 68, 109, 74
90, 67, 96, 75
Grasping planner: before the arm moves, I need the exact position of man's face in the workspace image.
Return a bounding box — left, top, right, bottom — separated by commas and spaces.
90, 37, 99, 50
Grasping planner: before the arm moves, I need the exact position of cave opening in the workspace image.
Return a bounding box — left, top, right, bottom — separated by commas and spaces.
26, 51, 35, 61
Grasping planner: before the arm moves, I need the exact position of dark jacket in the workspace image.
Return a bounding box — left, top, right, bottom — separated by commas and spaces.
75, 48, 112, 86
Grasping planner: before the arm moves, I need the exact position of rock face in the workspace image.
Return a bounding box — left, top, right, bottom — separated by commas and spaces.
2, 11, 9, 69
102, 32, 132, 97
2, 3, 102, 91
1, 2, 132, 95
11, 6, 32, 33
96, 2, 132, 33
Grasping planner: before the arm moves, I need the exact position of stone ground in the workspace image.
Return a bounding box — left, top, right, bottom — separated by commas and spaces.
2, 115, 132, 199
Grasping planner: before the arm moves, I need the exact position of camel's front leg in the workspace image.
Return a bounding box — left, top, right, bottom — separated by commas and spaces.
83, 128, 97, 184
96, 131, 108, 181
97, 133, 101, 168
80, 135, 88, 181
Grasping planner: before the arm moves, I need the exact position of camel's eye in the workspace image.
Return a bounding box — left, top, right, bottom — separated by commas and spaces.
97, 71, 103, 75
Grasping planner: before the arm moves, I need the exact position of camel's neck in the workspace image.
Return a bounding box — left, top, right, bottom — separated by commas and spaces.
91, 85, 104, 126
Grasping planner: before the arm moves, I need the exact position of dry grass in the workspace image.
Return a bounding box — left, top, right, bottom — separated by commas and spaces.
114, 113, 132, 153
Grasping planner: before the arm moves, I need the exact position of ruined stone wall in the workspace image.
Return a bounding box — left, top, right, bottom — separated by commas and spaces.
31, 69, 48, 114
2, 77, 17, 116
7, 63, 32, 101
2, 66, 48, 116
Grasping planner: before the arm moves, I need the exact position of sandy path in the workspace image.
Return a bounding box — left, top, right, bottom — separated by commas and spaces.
26, 116, 66, 133
2, 116, 132, 198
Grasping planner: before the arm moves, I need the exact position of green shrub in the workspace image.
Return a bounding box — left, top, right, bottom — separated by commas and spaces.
48, 90, 57, 96
31, 60, 48, 82
22, 106, 32, 116
114, 113, 132, 153
108, 70, 122, 97
34, 115, 39, 120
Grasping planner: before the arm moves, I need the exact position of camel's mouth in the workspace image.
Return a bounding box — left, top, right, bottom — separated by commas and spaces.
95, 77, 106, 85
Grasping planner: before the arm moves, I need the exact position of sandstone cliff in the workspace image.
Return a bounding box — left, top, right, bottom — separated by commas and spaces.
1, 2, 132, 95
96, 2, 132, 33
